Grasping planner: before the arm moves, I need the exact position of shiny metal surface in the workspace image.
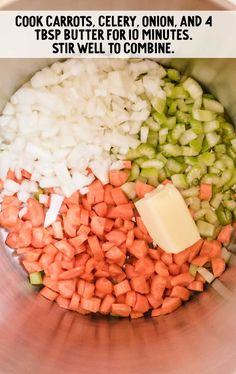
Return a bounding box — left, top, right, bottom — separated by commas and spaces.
0, 1, 236, 374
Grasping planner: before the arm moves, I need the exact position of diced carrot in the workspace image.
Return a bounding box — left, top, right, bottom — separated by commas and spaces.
23, 198, 45, 227
93, 202, 108, 217
48, 262, 61, 280
155, 261, 169, 277
200, 240, 221, 258
124, 220, 134, 231
151, 308, 162, 317
136, 217, 148, 235
65, 206, 81, 227
110, 204, 134, 220
43, 276, 59, 292
171, 272, 194, 287
77, 225, 90, 236
148, 248, 161, 260
126, 229, 134, 248
80, 208, 89, 226
195, 273, 206, 283
75, 253, 89, 267
22, 260, 42, 273
114, 279, 131, 297
125, 264, 138, 279
128, 240, 148, 259
111, 187, 129, 205
135, 180, 154, 199
130, 312, 143, 319
81, 297, 101, 313
69, 293, 81, 311
52, 221, 64, 239
88, 236, 104, 261
61, 260, 74, 270
199, 183, 212, 201
180, 262, 190, 274
134, 227, 145, 240
111, 303, 131, 317
168, 264, 180, 276
40, 287, 58, 301
161, 253, 173, 266
69, 233, 88, 251
188, 281, 204, 292
115, 294, 126, 304
191, 256, 209, 267
63, 214, 77, 237
5, 232, 19, 248
101, 242, 114, 252
0, 206, 19, 228
16, 246, 32, 255
87, 180, 104, 205
173, 247, 191, 266
161, 297, 182, 315
56, 295, 70, 309
96, 278, 113, 295
114, 217, 123, 229
135, 256, 155, 278
114, 272, 127, 283
59, 266, 84, 280
217, 225, 232, 244
31, 227, 51, 248
100, 294, 115, 314
105, 246, 125, 265
133, 294, 149, 313
170, 286, 190, 301
81, 196, 92, 211
54, 240, 75, 259
104, 218, 114, 232
130, 276, 149, 294
104, 184, 115, 205
151, 275, 167, 300
7, 170, 16, 181
105, 230, 126, 246
147, 294, 163, 309
125, 290, 137, 307
2, 195, 21, 210
211, 258, 226, 277
39, 252, 55, 268
58, 279, 75, 298
64, 192, 79, 207
15, 220, 32, 248
90, 216, 106, 237
188, 239, 204, 262
162, 179, 173, 185
83, 282, 95, 299
59, 203, 68, 214
109, 170, 129, 187
21, 169, 32, 179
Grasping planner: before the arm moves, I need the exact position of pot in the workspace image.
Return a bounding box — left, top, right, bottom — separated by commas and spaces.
0, 1, 236, 373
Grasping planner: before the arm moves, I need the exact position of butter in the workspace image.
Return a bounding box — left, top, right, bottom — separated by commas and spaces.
135, 184, 200, 254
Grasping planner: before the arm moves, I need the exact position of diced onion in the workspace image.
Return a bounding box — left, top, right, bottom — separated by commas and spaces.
44, 194, 64, 228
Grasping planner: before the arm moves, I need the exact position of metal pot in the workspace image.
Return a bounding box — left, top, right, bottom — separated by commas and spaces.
0, 1, 236, 373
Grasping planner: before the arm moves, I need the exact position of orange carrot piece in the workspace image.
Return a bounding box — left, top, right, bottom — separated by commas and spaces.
155, 261, 169, 277
111, 303, 131, 317
21, 169, 32, 179
135, 180, 154, 199
133, 294, 149, 313
136, 217, 148, 235
100, 294, 115, 314
64, 191, 79, 207
151, 275, 167, 300
40, 287, 58, 301
81, 196, 92, 211
168, 264, 180, 276
147, 294, 163, 309
191, 256, 209, 267
54, 240, 75, 259
217, 225, 232, 244
52, 221, 64, 239
162, 179, 173, 185
188, 239, 204, 262
81, 297, 101, 313
125, 264, 138, 279
161, 297, 182, 315
173, 247, 191, 266
105, 230, 126, 246
39, 252, 55, 268
104, 184, 115, 205
75, 253, 89, 267
96, 278, 113, 295
83, 282, 95, 299
111, 187, 129, 205
124, 220, 134, 231
200, 240, 221, 259
114, 279, 131, 297
87, 180, 104, 205
171, 272, 194, 287
0, 206, 19, 228
69, 293, 80, 311
128, 240, 148, 259
199, 183, 212, 201
77, 225, 90, 236
88, 236, 104, 261
212, 258, 226, 277
170, 286, 190, 301
48, 262, 62, 280
130, 276, 149, 294
93, 202, 108, 217
23, 198, 45, 227
125, 290, 137, 307
105, 246, 125, 264
56, 295, 70, 309
130, 312, 144, 319
43, 276, 59, 292
31, 227, 52, 248
61, 260, 74, 270
80, 208, 89, 226
151, 308, 162, 317
126, 229, 134, 248
58, 279, 75, 298
148, 248, 161, 260
104, 218, 114, 232
114, 217, 123, 228
90, 216, 106, 237
161, 253, 173, 266
188, 281, 204, 292
134, 256, 155, 278
109, 170, 129, 187
69, 233, 88, 250
22, 260, 43, 273
59, 266, 84, 280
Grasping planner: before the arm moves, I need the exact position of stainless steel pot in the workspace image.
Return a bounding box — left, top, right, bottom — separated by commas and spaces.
0, 1, 236, 373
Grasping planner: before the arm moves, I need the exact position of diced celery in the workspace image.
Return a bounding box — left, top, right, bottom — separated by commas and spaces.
226, 146, 236, 160
189, 264, 198, 277
164, 82, 175, 97
208, 166, 220, 174
179, 129, 197, 146
34, 188, 44, 201
230, 138, 236, 152
198, 152, 215, 166
136, 144, 156, 159
140, 126, 149, 143
189, 134, 204, 153
203, 98, 224, 113
184, 156, 198, 166
217, 170, 233, 188
205, 132, 221, 148
121, 182, 136, 199
214, 144, 226, 154
176, 111, 191, 124
168, 100, 178, 115
210, 192, 224, 209
221, 247, 231, 264
165, 116, 176, 129
203, 120, 220, 133
190, 119, 203, 135
134, 157, 148, 167
194, 209, 208, 220
187, 165, 203, 184
214, 160, 225, 171
156, 153, 168, 165
140, 168, 158, 178
186, 196, 201, 211
197, 220, 215, 237
183, 77, 203, 99
222, 122, 235, 140
162, 144, 182, 157
29, 272, 43, 285
128, 163, 140, 181
170, 86, 189, 99
201, 201, 211, 209
192, 109, 216, 122
166, 158, 183, 173
167, 68, 180, 82
192, 96, 202, 109
201, 173, 219, 185
223, 190, 231, 201
221, 155, 234, 169
148, 176, 159, 187
171, 173, 188, 189
158, 168, 167, 182
181, 186, 199, 198
151, 97, 166, 114
126, 148, 141, 160
152, 111, 166, 125
147, 130, 158, 146
146, 117, 160, 131
171, 124, 185, 141
136, 176, 147, 183
181, 146, 198, 156
141, 159, 164, 169
177, 99, 188, 112
223, 200, 236, 211
159, 128, 168, 145
205, 209, 218, 225
222, 170, 236, 192
216, 204, 233, 225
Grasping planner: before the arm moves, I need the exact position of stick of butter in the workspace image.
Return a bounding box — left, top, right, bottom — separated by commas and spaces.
135, 184, 200, 254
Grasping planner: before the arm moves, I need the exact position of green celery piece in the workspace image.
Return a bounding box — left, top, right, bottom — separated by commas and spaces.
190, 134, 204, 153
168, 100, 178, 115
189, 264, 198, 277
147, 130, 158, 146
126, 148, 141, 160
140, 168, 159, 178
198, 152, 215, 166
128, 163, 140, 182
134, 157, 148, 167
190, 119, 203, 135
29, 272, 43, 285
136, 144, 156, 159
171, 173, 188, 189
167, 68, 180, 82
203, 98, 224, 113
151, 97, 166, 114
34, 188, 44, 201
141, 159, 164, 170
216, 205, 233, 225
176, 111, 191, 125
152, 111, 166, 125
197, 220, 215, 238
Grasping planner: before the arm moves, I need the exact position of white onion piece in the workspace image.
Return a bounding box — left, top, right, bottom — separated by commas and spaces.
4, 179, 20, 193
197, 267, 215, 284
19, 206, 28, 219
39, 194, 49, 204
80, 187, 89, 195
140, 126, 149, 143
44, 194, 64, 228
110, 160, 125, 170
17, 190, 30, 203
